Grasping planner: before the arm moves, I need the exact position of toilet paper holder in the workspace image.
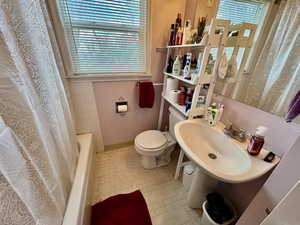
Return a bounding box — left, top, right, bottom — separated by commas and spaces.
116, 101, 128, 113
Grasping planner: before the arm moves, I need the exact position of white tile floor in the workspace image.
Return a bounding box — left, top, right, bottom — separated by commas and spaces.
92, 145, 203, 225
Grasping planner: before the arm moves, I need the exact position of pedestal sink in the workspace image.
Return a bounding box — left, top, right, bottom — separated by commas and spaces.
174, 119, 280, 208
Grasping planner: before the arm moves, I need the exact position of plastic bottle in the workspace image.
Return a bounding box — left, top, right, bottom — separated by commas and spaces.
175, 26, 183, 45
183, 53, 192, 79
216, 104, 224, 122
172, 56, 181, 76
169, 24, 176, 46
176, 13, 182, 27
247, 126, 268, 156
183, 20, 192, 44
166, 56, 174, 73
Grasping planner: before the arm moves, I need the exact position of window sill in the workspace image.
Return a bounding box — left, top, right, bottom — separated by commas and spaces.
65, 73, 152, 82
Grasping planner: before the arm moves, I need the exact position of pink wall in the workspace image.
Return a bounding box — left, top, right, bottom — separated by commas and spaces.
218, 96, 300, 157
93, 0, 187, 146
216, 96, 300, 217
94, 81, 162, 146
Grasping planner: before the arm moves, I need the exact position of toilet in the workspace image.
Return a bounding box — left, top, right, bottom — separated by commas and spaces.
135, 107, 185, 169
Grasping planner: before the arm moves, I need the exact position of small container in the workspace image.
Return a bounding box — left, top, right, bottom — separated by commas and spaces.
183, 163, 195, 191
177, 87, 186, 105
185, 101, 192, 112
185, 87, 193, 103
247, 126, 268, 156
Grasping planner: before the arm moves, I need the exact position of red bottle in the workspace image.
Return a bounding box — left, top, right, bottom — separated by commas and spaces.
247, 126, 268, 156
177, 87, 186, 105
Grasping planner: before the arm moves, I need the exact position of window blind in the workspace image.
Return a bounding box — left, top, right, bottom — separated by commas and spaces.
217, 0, 264, 25
57, 0, 148, 74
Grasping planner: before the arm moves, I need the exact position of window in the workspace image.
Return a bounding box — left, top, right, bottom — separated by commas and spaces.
216, 0, 265, 25
56, 0, 148, 75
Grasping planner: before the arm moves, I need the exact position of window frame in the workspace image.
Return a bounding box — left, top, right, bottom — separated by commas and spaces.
47, 0, 152, 79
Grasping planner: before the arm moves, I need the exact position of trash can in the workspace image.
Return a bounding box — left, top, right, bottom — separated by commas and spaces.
201, 200, 237, 225
182, 162, 195, 191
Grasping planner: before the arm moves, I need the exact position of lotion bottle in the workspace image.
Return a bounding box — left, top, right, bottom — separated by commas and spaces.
247, 126, 268, 156
172, 55, 181, 76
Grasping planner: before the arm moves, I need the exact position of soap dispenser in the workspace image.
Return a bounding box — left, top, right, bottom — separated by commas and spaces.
247, 126, 268, 156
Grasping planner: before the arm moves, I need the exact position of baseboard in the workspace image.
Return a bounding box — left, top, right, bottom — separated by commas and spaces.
104, 141, 134, 151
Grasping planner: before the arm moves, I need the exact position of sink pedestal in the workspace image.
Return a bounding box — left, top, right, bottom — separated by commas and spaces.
187, 166, 218, 208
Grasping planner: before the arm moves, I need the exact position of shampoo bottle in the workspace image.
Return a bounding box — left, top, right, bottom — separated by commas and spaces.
172, 56, 181, 76
247, 126, 268, 156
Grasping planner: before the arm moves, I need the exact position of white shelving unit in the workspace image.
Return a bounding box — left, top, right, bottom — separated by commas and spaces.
157, 18, 230, 129
163, 95, 189, 117
163, 72, 197, 85
167, 43, 205, 49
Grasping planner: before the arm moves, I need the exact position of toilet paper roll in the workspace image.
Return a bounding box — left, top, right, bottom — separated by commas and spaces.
117, 105, 128, 113
166, 78, 179, 91
167, 90, 180, 103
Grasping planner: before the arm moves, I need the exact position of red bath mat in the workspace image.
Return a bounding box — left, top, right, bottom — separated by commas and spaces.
91, 190, 152, 225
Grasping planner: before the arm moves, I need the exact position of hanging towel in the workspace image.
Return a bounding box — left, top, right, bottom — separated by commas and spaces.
285, 89, 300, 122
139, 81, 155, 108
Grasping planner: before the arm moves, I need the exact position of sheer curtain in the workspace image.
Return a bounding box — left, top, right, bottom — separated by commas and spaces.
244, 0, 300, 119
0, 0, 78, 225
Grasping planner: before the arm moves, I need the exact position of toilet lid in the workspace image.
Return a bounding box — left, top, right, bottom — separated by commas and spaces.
136, 130, 167, 149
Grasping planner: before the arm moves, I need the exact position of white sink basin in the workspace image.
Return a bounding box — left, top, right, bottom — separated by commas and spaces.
175, 119, 279, 183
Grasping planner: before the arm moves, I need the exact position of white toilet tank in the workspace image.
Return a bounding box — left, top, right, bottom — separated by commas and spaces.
169, 107, 186, 139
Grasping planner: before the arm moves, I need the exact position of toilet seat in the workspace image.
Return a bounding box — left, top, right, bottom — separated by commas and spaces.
135, 130, 167, 151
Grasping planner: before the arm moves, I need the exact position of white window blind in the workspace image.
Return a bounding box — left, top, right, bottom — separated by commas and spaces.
57, 0, 148, 74
217, 0, 264, 25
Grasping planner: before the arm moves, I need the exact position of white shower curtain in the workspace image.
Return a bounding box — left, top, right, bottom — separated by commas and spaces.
244, 0, 300, 118
0, 0, 78, 225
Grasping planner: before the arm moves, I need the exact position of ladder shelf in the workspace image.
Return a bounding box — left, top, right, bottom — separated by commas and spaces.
157, 18, 230, 129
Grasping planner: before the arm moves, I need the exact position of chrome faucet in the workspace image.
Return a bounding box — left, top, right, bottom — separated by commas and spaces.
223, 121, 247, 142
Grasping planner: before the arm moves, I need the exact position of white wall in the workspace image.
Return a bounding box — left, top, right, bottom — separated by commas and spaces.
69, 81, 104, 152
237, 136, 300, 225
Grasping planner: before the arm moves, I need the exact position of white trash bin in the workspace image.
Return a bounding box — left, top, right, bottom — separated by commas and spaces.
201, 200, 237, 225
182, 163, 195, 191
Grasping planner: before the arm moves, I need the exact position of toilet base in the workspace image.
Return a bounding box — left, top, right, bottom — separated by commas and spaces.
141, 145, 176, 169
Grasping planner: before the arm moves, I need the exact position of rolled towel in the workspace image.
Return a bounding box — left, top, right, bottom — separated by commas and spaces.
285, 89, 300, 122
